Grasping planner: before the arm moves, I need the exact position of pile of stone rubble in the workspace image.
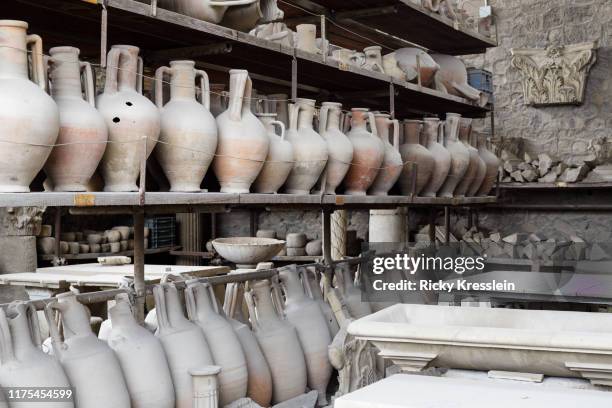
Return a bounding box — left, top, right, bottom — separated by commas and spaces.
499, 150, 593, 184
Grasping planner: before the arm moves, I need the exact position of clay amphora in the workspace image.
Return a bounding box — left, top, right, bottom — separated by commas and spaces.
363, 46, 384, 73
154, 61, 218, 192
210, 83, 228, 117
253, 113, 293, 193
468, 130, 487, 197
399, 120, 434, 195
319, 102, 353, 194
369, 113, 402, 196
97, 45, 160, 192
278, 266, 332, 405
213, 70, 269, 193
0, 302, 73, 408
265, 93, 289, 128
454, 118, 481, 197
303, 267, 339, 337
336, 263, 372, 319
283, 98, 328, 194
0, 20, 59, 192
246, 279, 307, 404
343, 108, 385, 195
45, 292, 130, 408
382, 48, 439, 85
220, 0, 266, 32
44, 47, 107, 192
420, 118, 451, 197
157, 0, 258, 24
107, 296, 175, 408
476, 133, 500, 196
431, 54, 487, 106
437, 113, 470, 198
153, 284, 214, 408
185, 281, 248, 406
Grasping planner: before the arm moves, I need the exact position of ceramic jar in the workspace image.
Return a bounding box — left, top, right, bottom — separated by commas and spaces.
0, 20, 59, 192
437, 113, 470, 198
278, 266, 332, 405
153, 284, 214, 408
220, 0, 267, 32
210, 83, 227, 117
0, 302, 73, 408
97, 45, 160, 192
454, 118, 481, 197
468, 130, 487, 197
336, 263, 372, 319
343, 108, 385, 195
44, 47, 107, 192
213, 70, 268, 193
107, 296, 175, 408
319, 102, 353, 194
476, 133, 500, 196
246, 279, 307, 404
185, 281, 248, 406
382, 48, 439, 85
154, 61, 217, 192
431, 53, 487, 106
420, 118, 450, 197
157, 0, 258, 24
369, 113, 402, 195
283, 98, 328, 194
253, 113, 293, 193
45, 292, 130, 408
295, 24, 319, 54
399, 120, 434, 195
363, 46, 384, 72
303, 267, 339, 337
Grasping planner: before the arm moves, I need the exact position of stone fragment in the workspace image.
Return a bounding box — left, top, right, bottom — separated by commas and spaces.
537, 153, 554, 176
502, 176, 511, 183
503, 242, 517, 258
528, 233, 545, 242
521, 168, 538, 182
560, 165, 590, 183
489, 232, 501, 243
502, 233, 528, 244
484, 242, 505, 258
510, 170, 524, 182
538, 172, 558, 183
531, 159, 539, 167
554, 162, 567, 175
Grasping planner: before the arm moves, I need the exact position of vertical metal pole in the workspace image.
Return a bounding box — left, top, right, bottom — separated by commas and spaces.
444, 206, 450, 244
133, 210, 145, 322
322, 209, 332, 266
291, 56, 298, 102
320, 15, 327, 63
150, 0, 158, 16
139, 136, 147, 206
100, 0, 108, 67
389, 82, 395, 118
54, 208, 62, 261
416, 54, 422, 88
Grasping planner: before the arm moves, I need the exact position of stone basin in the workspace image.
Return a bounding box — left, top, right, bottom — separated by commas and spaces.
348, 304, 612, 387
212, 237, 285, 268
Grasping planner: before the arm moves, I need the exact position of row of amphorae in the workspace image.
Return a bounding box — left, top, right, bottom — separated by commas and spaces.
0, 20, 499, 196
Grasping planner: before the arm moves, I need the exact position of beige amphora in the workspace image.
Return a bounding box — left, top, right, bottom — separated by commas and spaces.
253, 113, 293, 194
368, 113, 402, 196
398, 120, 434, 195
437, 113, 470, 198
419, 117, 450, 197
476, 133, 500, 196
319, 102, 353, 194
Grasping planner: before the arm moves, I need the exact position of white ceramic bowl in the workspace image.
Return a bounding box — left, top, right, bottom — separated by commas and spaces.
212, 237, 286, 265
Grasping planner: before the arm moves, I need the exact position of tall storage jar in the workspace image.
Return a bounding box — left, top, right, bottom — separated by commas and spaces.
252, 113, 293, 193
368, 113, 402, 195
398, 120, 434, 195
437, 113, 470, 198
454, 118, 480, 197
420, 117, 451, 197
319, 102, 353, 194
476, 133, 500, 196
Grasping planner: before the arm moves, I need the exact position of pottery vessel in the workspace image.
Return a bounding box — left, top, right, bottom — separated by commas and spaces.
154, 61, 218, 192
246, 279, 307, 404
0, 302, 73, 407
213, 70, 269, 193
304, 267, 339, 337
399, 120, 434, 195
107, 296, 175, 408
363, 46, 384, 73
369, 113, 402, 195
0, 20, 59, 192
305, 239, 322, 256
437, 113, 470, 198
154, 284, 214, 408
382, 48, 439, 85
220, 0, 268, 31
319, 102, 354, 194
295, 24, 319, 54
283, 98, 328, 194
476, 133, 500, 196
419, 118, 450, 197
112, 226, 130, 240
45, 292, 130, 408
97, 45, 160, 192
249, 22, 294, 47
253, 113, 293, 193
212, 237, 285, 267
468, 133, 488, 197
157, 0, 258, 24
44, 46, 107, 192
431, 53, 487, 106
454, 118, 482, 197
336, 263, 372, 319
37, 237, 56, 255
343, 108, 385, 195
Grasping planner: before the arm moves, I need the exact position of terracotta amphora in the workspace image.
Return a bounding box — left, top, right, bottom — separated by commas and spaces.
157, 0, 258, 24
420, 118, 451, 197
303, 266, 339, 337
369, 113, 402, 196
431, 53, 487, 106
453, 118, 480, 197
476, 133, 500, 196
0, 302, 73, 408
437, 113, 470, 198
343, 108, 385, 195
0, 20, 59, 192
283, 98, 328, 194
382, 48, 439, 85
319, 102, 353, 194
107, 295, 175, 408
44, 46, 107, 192
97, 45, 160, 192
153, 283, 214, 408
468, 130, 487, 197
253, 113, 293, 193
213, 69, 269, 193
45, 292, 130, 408
278, 266, 332, 405
154, 61, 217, 192
399, 120, 434, 195
246, 279, 307, 404
336, 263, 372, 319
185, 281, 248, 406
220, 0, 267, 32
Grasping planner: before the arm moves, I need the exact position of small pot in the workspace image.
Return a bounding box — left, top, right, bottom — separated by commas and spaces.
87, 233, 103, 245
101, 243, 111, 253
104, 230, 121, 243
79, 244, 90, 253
68, 242, 79, 255
120, 240, 128, 251
60, 241, 69, 254
305, 239, 322, 256
286, 233, 307, 248
39, 225, 53, 237
113, 226, 130, 240
90, 243, 101, 253
37, 237, 56, 255
110, 242, 121, 253
286, 247, 306, 256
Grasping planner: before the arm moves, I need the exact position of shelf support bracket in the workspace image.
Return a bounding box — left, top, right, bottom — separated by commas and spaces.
133, 209, 146, 322
320, 15, 327, 63
150, 0, 158, 16
291, 54, 298, 102
389, 81, 395, 118
100, 0, 108, 67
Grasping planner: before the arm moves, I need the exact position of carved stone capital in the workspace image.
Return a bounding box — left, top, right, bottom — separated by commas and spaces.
0, 207, 46, 236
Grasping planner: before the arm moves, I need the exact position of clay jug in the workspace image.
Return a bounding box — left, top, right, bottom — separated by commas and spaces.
303, 267, 339, 337
0, 302, 73, 408
45, 292, 130, 408
437, 113, 470, 198
0, 20, 59, 192
369, 113, 403, 196
44, 47, 107, 192
213, 70, 268, 193
278, 266, 332, 405
107, 296, 175, 408
153, 283, 214, 408
319, 102, 353, 194
283, 98, 328, 194
210, 83, 228, 117
343, 108, 385, 195
97, 45, 160, 192
154, 61, 218, 192
454, 118, 481, 197
253, 113, 293, 193
431, 54, 487, 106
382, 48, 439, 85
420, 118, 450, 197
246, 279, 307, 404
468, 130, 487, 197
363, 46, 384, 73
399, 120, 435, 195
265, 93, 289, 128
476, 133, 500, 196
336, 263, 371, 319
185, 281, 248, 406
157, 0, 258, 24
